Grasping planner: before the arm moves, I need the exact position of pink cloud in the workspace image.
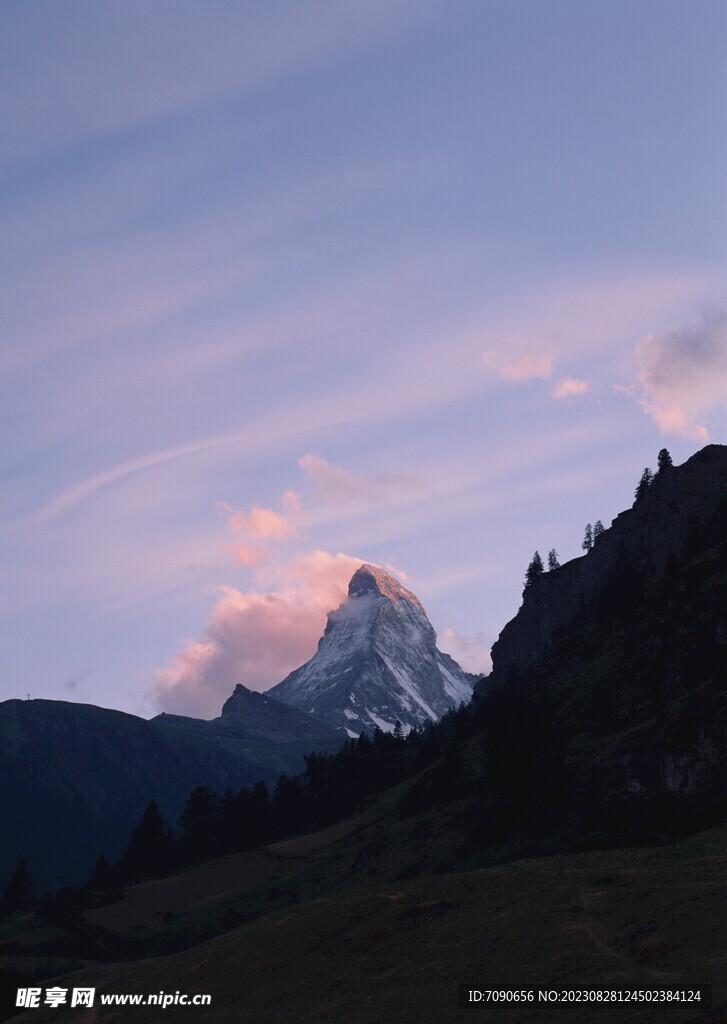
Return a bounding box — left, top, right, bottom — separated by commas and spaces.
626, 313, 727, 440
282, 550, 363, 609
151, 550, 362, 718
222, 490, 300, 539
483, 349, 553, 382
218, 491, 301, 567
552, 377, 589, 399
227, 542, 266, 567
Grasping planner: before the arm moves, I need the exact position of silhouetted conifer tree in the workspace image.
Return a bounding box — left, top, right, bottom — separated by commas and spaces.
547, 549, 560, 570
271, 774, 305, 839
84, 854, 121, 908
230, 780, 273, 852
250, 781, 271, 845
118, 799, 173, 882
2, 857, 35, 912
524, 551, 544, 587
593, 520, 604, 539
179, 786, 221, 863
218, 787, 239, 854
635, 467, 653, 500
87, 854, 117, 893
657, 448, 673, 472
582, 524, 593, 551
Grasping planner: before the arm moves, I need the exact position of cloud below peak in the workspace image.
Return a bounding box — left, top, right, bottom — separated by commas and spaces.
151, 549, 362, 718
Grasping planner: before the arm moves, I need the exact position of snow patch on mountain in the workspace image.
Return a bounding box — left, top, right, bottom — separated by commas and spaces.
267, 564, 478, 735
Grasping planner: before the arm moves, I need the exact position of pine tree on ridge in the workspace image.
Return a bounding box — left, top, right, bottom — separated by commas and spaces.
635, 467, 654, 501
525, 552, 544, 588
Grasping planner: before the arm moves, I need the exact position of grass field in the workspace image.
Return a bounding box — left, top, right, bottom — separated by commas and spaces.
4, 820, 726, 1024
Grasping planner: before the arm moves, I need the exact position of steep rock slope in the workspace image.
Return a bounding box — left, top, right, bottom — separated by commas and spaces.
268, 564, 476, 735
487, 444, 727, 690
466, 444, 727, 839
152, 683, 341, 778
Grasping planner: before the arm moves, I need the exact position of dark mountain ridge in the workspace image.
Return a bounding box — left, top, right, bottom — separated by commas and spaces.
0, 694, 338, 888
151, 683, 341, 776
0, 700, 266, 887
486, 443, 727, 692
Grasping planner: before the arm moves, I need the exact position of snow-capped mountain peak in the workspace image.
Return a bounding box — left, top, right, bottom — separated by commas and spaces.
348, 563, 424, 609
267, 564, 477, 737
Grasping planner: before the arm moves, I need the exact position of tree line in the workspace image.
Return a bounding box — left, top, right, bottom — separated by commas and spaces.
525, 449, 673, 587
1, 718, 461, 923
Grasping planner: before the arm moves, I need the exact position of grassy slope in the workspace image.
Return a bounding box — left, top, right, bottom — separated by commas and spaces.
4, 823, 726, 1024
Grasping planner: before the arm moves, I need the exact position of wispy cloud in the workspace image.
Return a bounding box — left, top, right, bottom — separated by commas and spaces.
624, 312, 727, 439
21, 264, 716, 527
29, 438, 239, 527
299, 454, 419, 505
487, 352, 557, 385
553, 378, 589, 399
478, 266, 715, 375
2, 144, 444, 374
0, 0, 438, 168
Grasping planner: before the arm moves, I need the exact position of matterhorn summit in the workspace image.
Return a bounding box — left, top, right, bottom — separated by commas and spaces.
268, 564, 477, 736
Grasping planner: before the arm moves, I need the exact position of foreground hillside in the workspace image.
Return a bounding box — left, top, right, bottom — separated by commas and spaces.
4, 821, 726, 1023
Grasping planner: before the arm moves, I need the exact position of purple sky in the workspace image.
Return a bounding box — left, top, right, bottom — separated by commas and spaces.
2, 1, 725, 718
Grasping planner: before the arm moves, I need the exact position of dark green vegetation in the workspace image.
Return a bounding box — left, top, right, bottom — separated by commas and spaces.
1, 445, 725, 1023
3, 817, 726, 1023
0, 685, 339, 888
0, 700, 267, 888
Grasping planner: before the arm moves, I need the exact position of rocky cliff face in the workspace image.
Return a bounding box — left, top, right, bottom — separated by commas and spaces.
268, 564, 476, 736
476, 444, 727, 827
487, 444, 727, 692
219, 683, 339, 743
